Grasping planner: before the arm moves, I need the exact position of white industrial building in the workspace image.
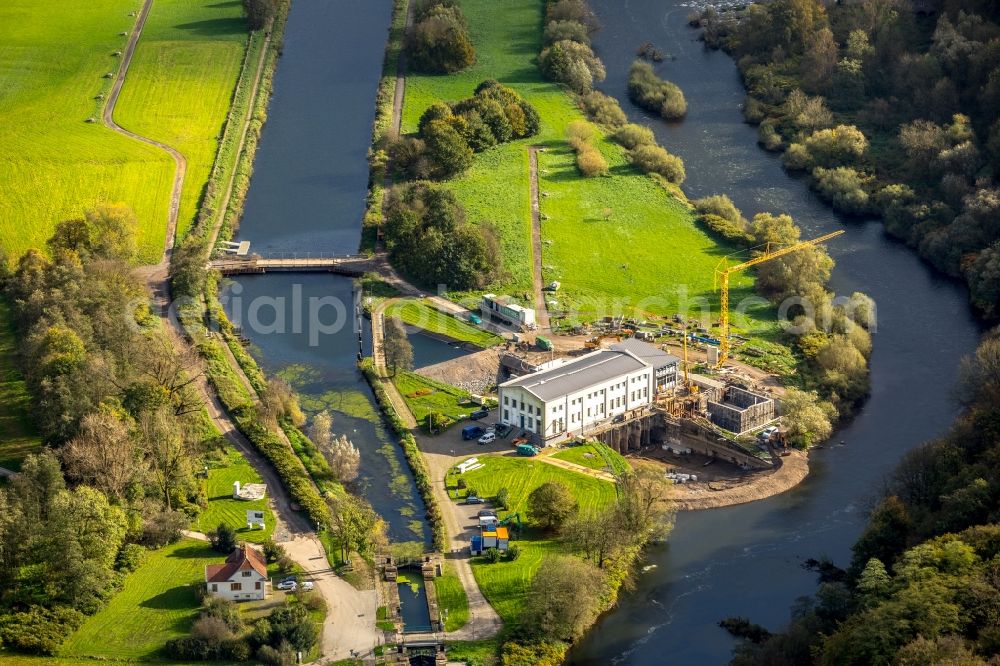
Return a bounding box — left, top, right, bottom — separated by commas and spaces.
498, 339, 679, 443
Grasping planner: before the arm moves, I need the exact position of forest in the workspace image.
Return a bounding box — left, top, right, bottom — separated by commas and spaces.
698, 0, 1000, 317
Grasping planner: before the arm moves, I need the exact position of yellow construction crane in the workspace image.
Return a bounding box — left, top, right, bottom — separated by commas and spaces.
714, 230, 845, 367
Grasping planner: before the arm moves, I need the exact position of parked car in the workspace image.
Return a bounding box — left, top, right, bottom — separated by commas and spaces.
276, 580, 297, 591
758, 426, 779, 442
300, 581, 314, 591
465, 496, 485, 504
462, 425, 485, 440
477, 509, 497, 518
478, 432, 497, 445
279, 575, 297, 584
470, 408, 490, 420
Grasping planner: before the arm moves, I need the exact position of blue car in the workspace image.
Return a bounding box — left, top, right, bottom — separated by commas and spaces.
462, 425, 485, 440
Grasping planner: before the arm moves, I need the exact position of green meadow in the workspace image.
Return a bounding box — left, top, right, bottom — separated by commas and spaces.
384, 299, 502, 347
60, 539, 220, 660
400, 0, 766, 327
195, 446, 276, 543
0, 0, 174, 263
0, 0, 249, 264
114, 0, 249, 240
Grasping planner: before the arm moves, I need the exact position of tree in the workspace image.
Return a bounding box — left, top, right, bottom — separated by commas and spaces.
849, 495, 911, 578
539, 40, 605, 92
138, 408, 190, 510
523, 555, 605, 640
83, 204, 138, 263
561, 505, 628, 568
328, 493, 384, 563
627, 61, 687, 120
422, 118, 474, 177
617, 463, 673, 536
781, 388, 833, 447
383, 316, 413, 375
407, 4, 476, 74
242, 0, 276, 30
527, 481, 578, 531
211, 523, 239, 553
629, 144, 686, 184
326, 435, 360, 483
307, 410, 334, 450
800, 27, 837, 93
61, 410, 144, 502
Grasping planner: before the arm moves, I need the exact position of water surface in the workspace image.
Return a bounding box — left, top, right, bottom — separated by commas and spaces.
569, 1, 983, 663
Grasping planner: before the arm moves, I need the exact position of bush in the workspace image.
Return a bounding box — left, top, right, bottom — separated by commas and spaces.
782, 142, 811, 170
496, 486, 510, 510
811, 166, 871, 215
501, 640, 567, 666
613, 123, 655, 149
629, 144, 685, 184
263, 539, 286, 563
407, 2, 475, 74
506, 543, 521, 561
579, 91, 626, 128
539, 40, 605, 92
0, 606, 85, 655
544, 19, 590, 46
693, 194, 751, 243
627, 60, 686, 120
116, 543, 146, 573
485, 547, 502, 563
576, 146, 608, 177
210, 523, 238, 553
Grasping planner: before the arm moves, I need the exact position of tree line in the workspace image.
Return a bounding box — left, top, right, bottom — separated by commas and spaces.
0, 208, 228, 652
378, 80, 541, 290
406, 0, 476, 74
698, 0, 1000, 318
727, 327, 1000, 665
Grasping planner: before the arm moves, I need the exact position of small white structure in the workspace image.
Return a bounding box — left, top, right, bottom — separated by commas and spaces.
481, 294, 536, 329
205, 545, 270, 602
247, 509, 265, 530
233, 480, 267, 501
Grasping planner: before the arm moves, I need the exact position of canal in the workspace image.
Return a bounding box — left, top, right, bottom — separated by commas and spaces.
569, 1, 983, 664
222, 0, 429, 545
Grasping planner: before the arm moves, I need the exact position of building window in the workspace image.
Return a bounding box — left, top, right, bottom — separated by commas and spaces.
231, 582, 242, 591
242, 571, 252, 577
255, 581, 261, 590
536, 418, 541, 431
504, 396, 509, 406
504, 408, 509, 420
211, 584, 217, 592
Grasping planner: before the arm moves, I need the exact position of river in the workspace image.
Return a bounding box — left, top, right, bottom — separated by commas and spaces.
222, 0, 430, 545
568, 1, 983, 663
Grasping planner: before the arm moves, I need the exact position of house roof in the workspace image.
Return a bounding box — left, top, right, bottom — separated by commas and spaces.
500, 340, 678, 402
495, 527, 509, 539
205, 544, 267, 583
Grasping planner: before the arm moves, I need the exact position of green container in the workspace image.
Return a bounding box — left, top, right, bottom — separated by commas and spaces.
536, 335, 553, 351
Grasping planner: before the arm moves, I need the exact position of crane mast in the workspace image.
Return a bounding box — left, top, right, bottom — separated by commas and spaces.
714, 230, 844, 367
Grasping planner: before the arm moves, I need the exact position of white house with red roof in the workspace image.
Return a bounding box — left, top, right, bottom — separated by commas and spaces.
204, 544, 270, 601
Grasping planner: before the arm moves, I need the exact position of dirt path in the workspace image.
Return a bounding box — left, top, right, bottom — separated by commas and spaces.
537, 451, 617, 483
369, 298, 419, 429
104, 0, 186, 261
527, 146, 550, 331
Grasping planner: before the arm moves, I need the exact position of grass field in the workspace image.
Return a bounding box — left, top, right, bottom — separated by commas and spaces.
61, 539, 220, 660
436, 561, 469, 631
448, 454, 617, 626
552, 442, 628, 474
384, 299, 502, 348
400, 0, 769, 329
0, 0, 175, 263
393, 371, 473, 425
114, 0, 249, 240
0, 299, 41, 470
195, 446, 275, 543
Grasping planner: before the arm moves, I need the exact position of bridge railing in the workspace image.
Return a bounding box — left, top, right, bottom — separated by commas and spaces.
256, 251, 363, 260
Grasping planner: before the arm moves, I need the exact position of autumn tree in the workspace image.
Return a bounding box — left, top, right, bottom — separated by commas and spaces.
328, 493, 385, 563
523, 555, 605, 640
61, 410, 144, 502
383, 316, 414, 375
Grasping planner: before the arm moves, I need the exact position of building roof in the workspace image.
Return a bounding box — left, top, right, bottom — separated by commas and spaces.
495, 527, 509, 539
609, 339, 679, 368
205, 544, 267, 583
500, 340, 678, 402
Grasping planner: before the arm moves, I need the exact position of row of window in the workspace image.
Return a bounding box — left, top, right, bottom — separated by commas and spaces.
210, 581, 262, 592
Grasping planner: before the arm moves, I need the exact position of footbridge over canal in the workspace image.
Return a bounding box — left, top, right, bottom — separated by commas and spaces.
209, 253, 381, 276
